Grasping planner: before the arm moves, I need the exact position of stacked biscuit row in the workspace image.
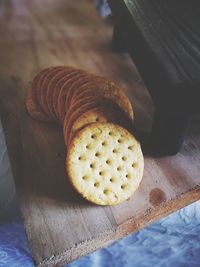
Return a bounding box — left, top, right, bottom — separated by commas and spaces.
26, 66, 144, 205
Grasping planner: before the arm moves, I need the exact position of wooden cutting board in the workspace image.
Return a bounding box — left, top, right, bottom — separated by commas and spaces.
1, 78, 200, 267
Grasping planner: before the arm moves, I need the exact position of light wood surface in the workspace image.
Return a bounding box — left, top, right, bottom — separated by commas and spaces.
0, 0, 200, 266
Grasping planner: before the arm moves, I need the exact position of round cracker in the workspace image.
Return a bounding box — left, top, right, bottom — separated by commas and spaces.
63, 92, 107, 139
64, 73, 91, 113
57, 72, 86, 123
71, 108, 108, 134
37, 67, 63, 114
94, 77, 134, 121
69, 74, 96, 104
67, 70, 134, 121
68, 108, 108, 146
63, 97, 102, 146
46, 67, 77, 121
27, 67, 55, 122
40, 68, 65, 117
26, 90, 52, 122
70, 75, 134, 122
67, 99, 133, 147
52, 71, 80, 123
29, 68, 50, 118
71, 83, 98, 104
66, 122, 144, 205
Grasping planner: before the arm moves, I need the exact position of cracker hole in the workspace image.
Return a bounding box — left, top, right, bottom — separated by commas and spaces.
78, 156, 82, 160
94, 182, 99, 187
95, 152, 100, 157
86, 144, 91, 149
96, 117, 99, 122
126, 174, 130, 179
91, 134, 96, 139
99, 171, 103, 176
109, 131, 113, 136
82, 175, 88, 180
110, 178, 114, 183
90, 163, 95, 169
128, 146, 134, 150
122, 156, 127, 161
102, 141, 107, 146
113, 148, 118, 154
121, 184, 126, 190
132, 162, 138, 168
117, 166, 122, 171
106, 159, 111, 165
118, 139, 122, 143
103, 189, 109, 195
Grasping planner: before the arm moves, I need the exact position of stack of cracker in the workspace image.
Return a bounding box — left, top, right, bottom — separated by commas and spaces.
26, 66, 144, 205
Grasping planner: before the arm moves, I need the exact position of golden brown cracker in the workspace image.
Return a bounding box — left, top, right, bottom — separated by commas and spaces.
63, 97, 102, 146
51, 71, 79, 123
26, 90, 52, 122
66, 122, 144, 205
46, 67, 77, 121
40, 68, 65, 118
57, 72, 86, 123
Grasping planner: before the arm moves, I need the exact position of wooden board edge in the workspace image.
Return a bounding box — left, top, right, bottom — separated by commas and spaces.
117, 185, 200, 237
37, 185, 200, 267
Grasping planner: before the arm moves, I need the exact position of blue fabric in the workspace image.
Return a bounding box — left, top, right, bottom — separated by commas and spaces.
0, 201, 200, 267
95, 0, 111, 17
67, 201, 200, 267
0, 217, 34, 267
0, 119, 34, 267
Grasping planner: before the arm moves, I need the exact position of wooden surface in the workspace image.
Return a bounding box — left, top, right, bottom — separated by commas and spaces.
0, 0, 200, 266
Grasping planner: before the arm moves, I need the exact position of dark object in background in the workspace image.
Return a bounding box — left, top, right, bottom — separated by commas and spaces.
109, 0, 200, 155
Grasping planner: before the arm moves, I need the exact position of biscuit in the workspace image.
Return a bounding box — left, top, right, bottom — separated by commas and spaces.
26, 68, 55, 121
52, 70, 76, 124
64, 94, 114, 140
66, 122, 144, 205
68, 108, 108, 146
26, 67, 142, 207
68, 100, 133, 147
71, 83, 98, 104
29, 68, 49, 114
63, 97, 103, 146
47, 67, 76, 121
95, 78, 134, 121
26, 90, 53, 122
37, 67, 63, 113
71, 77, 134, 122
71, 109, 107, 133
64, 72, 91, 111
68, 74, 96, 104
57, 72, 86, 123
40, 68, 64, 117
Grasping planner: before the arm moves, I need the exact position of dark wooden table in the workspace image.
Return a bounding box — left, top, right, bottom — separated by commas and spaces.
109, 0, 200, 155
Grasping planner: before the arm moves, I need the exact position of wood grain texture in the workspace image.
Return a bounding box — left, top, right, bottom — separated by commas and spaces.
0, 0, 200, 266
